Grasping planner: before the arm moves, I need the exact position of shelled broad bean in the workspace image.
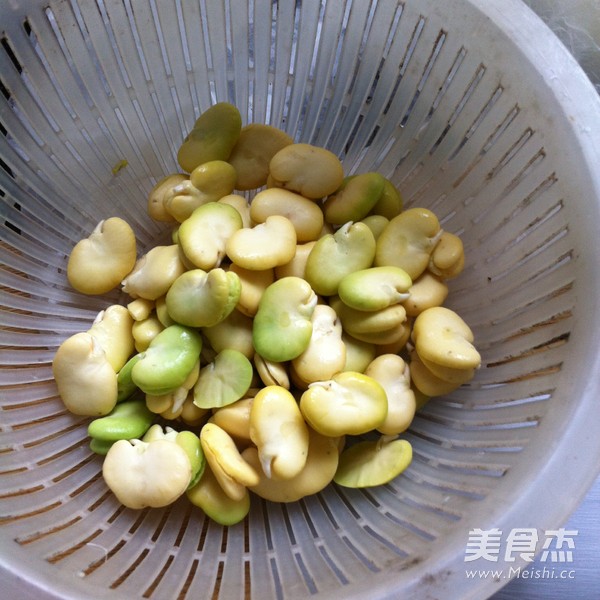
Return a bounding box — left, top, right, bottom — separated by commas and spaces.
52, 103, 481, 525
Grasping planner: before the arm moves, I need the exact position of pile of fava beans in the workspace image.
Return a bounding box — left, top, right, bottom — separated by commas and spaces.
52, 103, 481, 525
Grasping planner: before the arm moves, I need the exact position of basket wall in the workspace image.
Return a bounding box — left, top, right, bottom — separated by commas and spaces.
2, 1, 600, 599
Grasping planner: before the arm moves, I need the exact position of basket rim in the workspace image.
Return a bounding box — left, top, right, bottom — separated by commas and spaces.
2, 0, 600, 599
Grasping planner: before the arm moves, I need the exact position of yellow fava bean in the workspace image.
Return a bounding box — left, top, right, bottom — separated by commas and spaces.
250, 188, 324, 242
127, 298, 155, 322
87, 305, 135, 372
228, 264, 274, 317
203, 309, 255, 359
211, 397, 254, 442
361, 214, 389, 240
250, 386, 309, 480
402, 271, 449, 317
365, 354, 416, 435
147, 174, 186, 222
291, 304, 346, 385
218, 194, 252, 228
186, 465, 250, 526
268, 143, 344, 199
412, 306, 481, 370
164, 162, 236, 223
409, 350, 462, 397
67, 217, 137, 295
305, 221, 376, 296
300, 372, 388, 437
122, 245, 186, 300
329, 296, 407, 337
337, 266, 412, 312
226, 215, 297, 270
228, 123, 293, 190
274, 241, 316, 280
375, 207, 442, 280
341, 333, 376, 373
178, 202, 243, 271
429, 231, 465, 279
254, 354, 290, 389
52, 332, 118, 416
200, 422, 260, 501
242, 427, 341, 503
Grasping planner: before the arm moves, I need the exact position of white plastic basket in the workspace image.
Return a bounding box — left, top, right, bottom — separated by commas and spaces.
2, 1, 600, 599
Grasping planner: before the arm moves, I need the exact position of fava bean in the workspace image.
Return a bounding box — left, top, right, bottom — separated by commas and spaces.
252, 277, 317, 362
67, 217, 137, 295
249, 386, 309, 480
166, 268, 241, 328
337, 266, 412, 312
334, 437, 412, 488
53, 332, 118, 416
200, 422, 260, 500
268, 143, 344, 199
300, 371, 388, 437
242, 427, 341, 503
228, 123, 293, 190
177, 202, 243, 271
375, 207, 442, 279
305, 221, 376, 296
226, 215, 297, 270
122, 245, 186, 300
323, 172, 385, 225
250, 188, 324, 242
193, 349, 253, 409
177, 102, 242, 173
131, 324, 202, 396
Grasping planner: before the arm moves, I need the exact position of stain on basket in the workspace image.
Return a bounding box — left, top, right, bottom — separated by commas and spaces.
111, 159, 128, 175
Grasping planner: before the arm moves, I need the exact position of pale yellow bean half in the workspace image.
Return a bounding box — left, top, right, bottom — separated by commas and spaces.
249, 386, 309, 480
250, 188, 324, 242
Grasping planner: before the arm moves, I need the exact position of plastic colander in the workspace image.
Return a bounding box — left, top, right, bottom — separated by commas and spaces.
2, 0, 600, 599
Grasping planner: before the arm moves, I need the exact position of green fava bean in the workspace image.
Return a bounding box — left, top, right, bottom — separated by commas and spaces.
116, 354, 141, 402
89, 437, 114, 455
193, 349, 253, 409
252, 277, 318, 362
186, 466, 250, 526
87, 398, 155, 442
370, 178, 403, 220
305, 222, 376, 296
176, 430, 206, 489
300, 371, 388, 437
323, 172, 386, 225
131, 325, 202, 395
166, 268, 241, 328
177, 102, 242, 173
334, 438, 412, 488
337, 266, 412, 311
178, 202, 243, 271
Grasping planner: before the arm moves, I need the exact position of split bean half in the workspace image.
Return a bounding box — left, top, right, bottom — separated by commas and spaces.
300, 371, 388, 437
305, 221, 376, 296
166, 268, 241, 328
177, 102, 242, 173
252, 276, 318, 362
67, 217, 137, 295
334, 437, 412, 488
249, 385, 309, 480
268, 143, 344, 199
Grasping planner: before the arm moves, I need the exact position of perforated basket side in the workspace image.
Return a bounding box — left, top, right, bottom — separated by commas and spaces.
2, 1, 600, 600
